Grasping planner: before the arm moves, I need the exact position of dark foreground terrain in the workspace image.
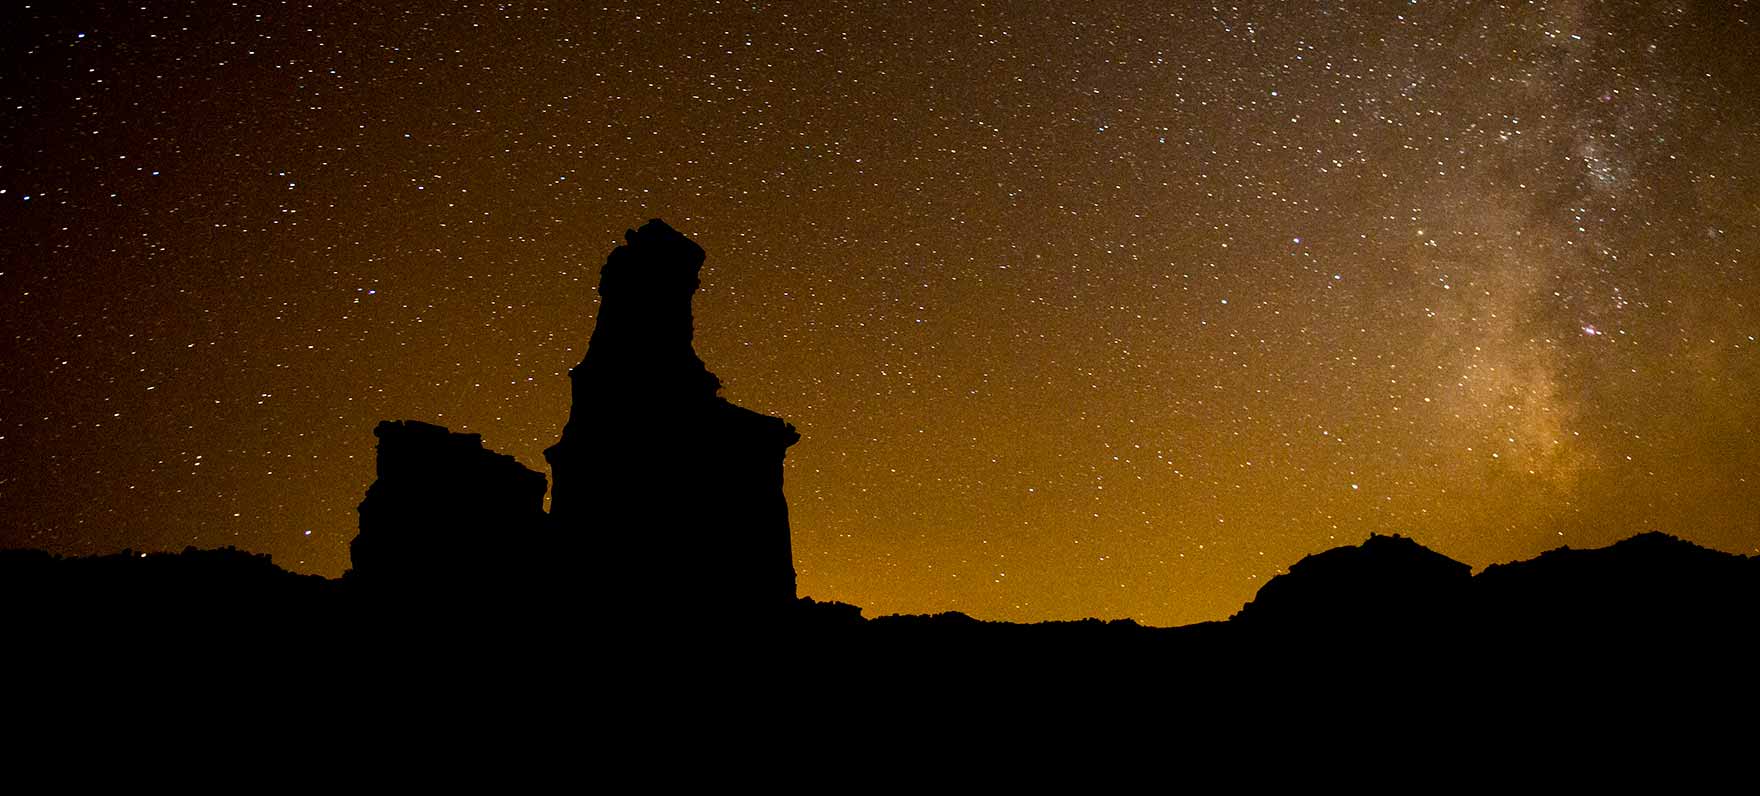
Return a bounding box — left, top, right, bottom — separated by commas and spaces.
6, 531, 1754, 769
7, 532, 1754, 688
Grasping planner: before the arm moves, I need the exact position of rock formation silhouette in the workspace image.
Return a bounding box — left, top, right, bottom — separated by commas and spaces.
351, 419, 548, 604
341, 221, 800, 630
543, 219, 800, 623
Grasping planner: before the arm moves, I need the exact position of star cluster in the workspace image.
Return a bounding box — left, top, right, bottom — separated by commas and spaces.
3, 1, 1757, 625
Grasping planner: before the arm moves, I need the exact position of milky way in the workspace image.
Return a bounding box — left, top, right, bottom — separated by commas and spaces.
3, 1, 1757, 625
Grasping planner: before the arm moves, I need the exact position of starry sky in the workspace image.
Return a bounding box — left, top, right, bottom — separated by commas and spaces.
3, 1, 1758, 626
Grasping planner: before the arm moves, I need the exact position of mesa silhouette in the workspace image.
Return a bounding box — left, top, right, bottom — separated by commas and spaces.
344, 220, 804, 637
6, 220, 1758, 687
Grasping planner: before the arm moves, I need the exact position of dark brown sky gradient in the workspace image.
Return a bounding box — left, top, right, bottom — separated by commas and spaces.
3, 1, 1757, 626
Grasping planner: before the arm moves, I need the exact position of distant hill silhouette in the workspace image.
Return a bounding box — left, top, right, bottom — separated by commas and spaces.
1474, 531, 1760, 655
0, 545, 340, 649
1231, 533, 1473, 641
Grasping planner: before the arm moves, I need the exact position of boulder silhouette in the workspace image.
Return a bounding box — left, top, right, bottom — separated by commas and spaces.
545, 220, 800, 625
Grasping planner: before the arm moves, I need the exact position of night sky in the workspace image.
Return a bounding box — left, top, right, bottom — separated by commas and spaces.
4, 1, 1757, 626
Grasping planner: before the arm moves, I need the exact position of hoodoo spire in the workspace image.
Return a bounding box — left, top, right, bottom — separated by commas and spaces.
545, 220, 800, 621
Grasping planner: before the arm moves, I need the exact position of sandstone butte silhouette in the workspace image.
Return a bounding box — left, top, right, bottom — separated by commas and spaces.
348, 219, 802, 629
545, 219, 800, 620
